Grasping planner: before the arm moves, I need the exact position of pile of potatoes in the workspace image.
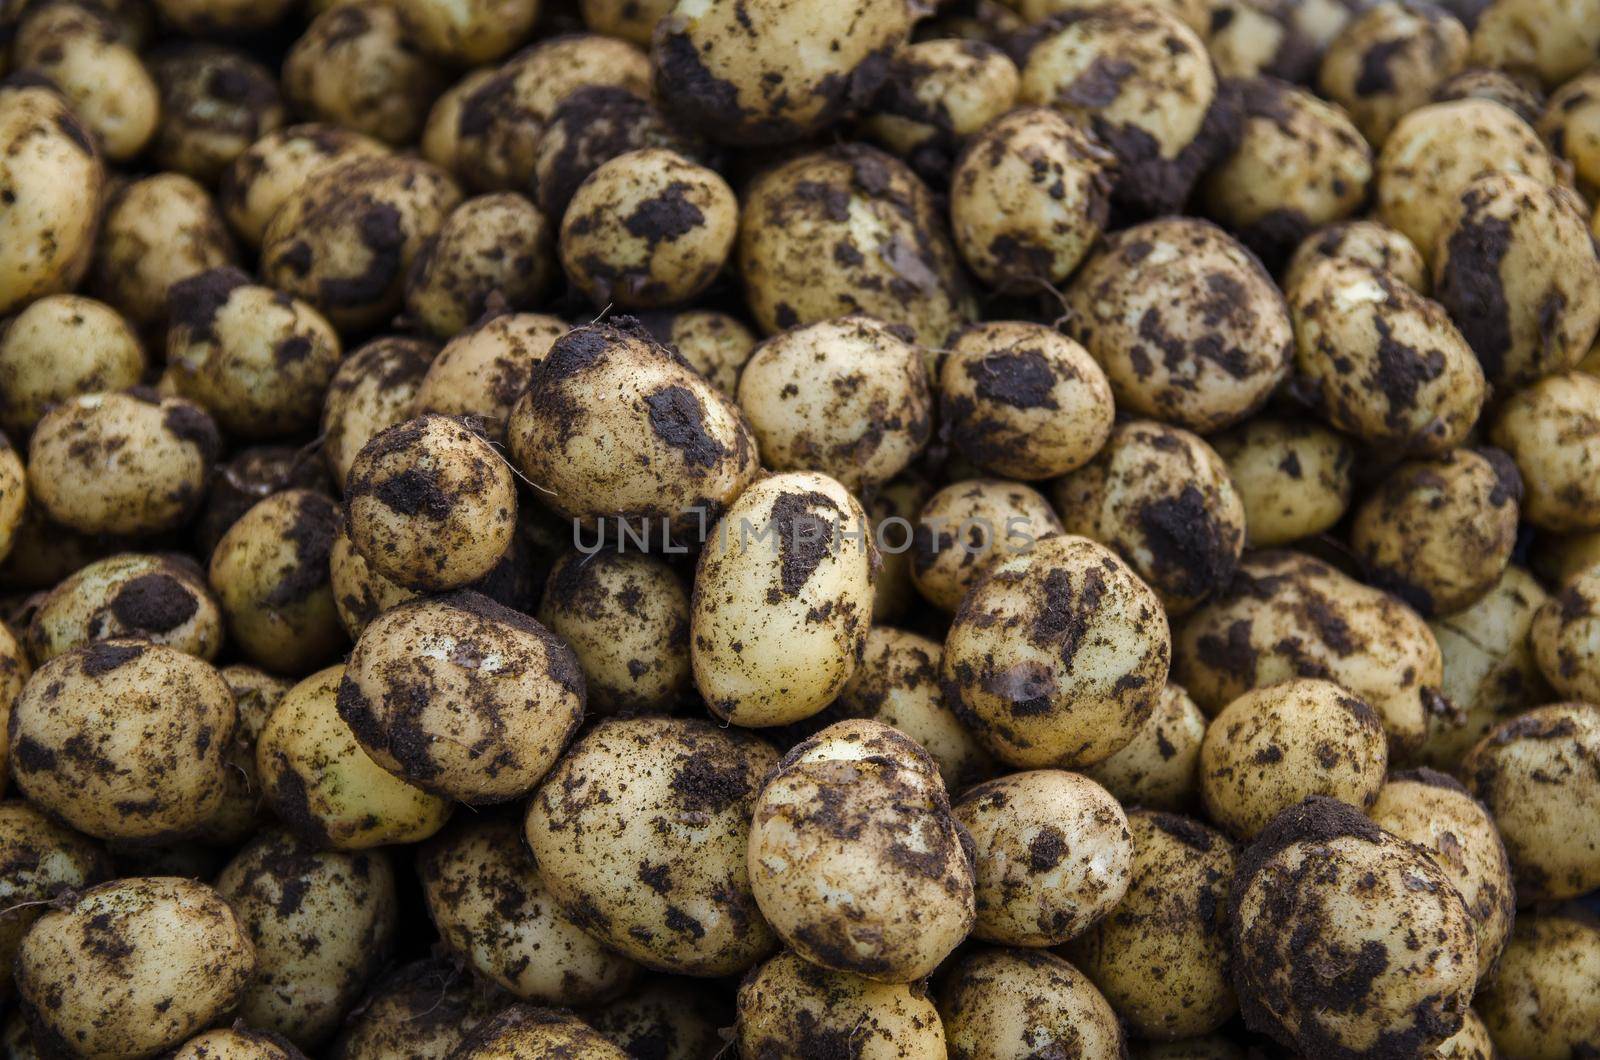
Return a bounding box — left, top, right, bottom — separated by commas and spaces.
0, 0, 1599, 1054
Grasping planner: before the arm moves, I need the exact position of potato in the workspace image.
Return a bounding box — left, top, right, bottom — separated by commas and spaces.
1539, 68, 1600, 199
737, 146, 974, 345
1083, 682, 1207, 811
216, 830, 396, 1047
1064, 219, 1293, 434
283, 2, 444, 146
1435, 66, 1544, 120
1489, 370, 1600, 533
748, 720, 973, 981
200, 665, 293, 845
11, 640, 233, 841
0, 295, 144, 438
419, 816, 637, 1004
12, 4, 158, 162
1475, 906, 1600, 1060
220, 124, 389, 249
1210, 418, 1355, 548
737, 317, 932, 492
256, 665, 452, 850
413, 314, 563, 441
0, 81, 103, 315
537, 550, 689, 715
320, 336, 436, 493
942, 533, 1171, 769
860, 39, 1020, 181
26, 552, 222, 664
1230, 797, 1478, 1057
737, 951, 946, 1060
634, 309, 754, 395
938, 947, 1124, 1060
1317, 1, 1468, 146
406, 195, 553, 339
0, 508, 110, 593
452, 1006, 628, 1059
392, 0, 539, 65
147, 45, 286, 184
169, 1029, 308, 1060
0, 441, 21, 571
530, 86, 704, 220
345, 415, 517, 592
954, 769, 1130, 946
1469, 0, 1600, 88
196, 446, 334, 558
910, 479, 1062, 614
589, 980, 728, 1060
866, 474, 931, 624
330, 958, 505, 1060
1174, 550, 1444, 752
15, 877, 256, 1059
508, 321, 759, 539
1067, 811, 1237, 1039
939, 321, 1113, 481
1532, 565, 1600, 702
691, 472, 874, 727
1283, 219, 1430, 297
1462, 703, 1600, 901
91, 174, 238, 333
0, 619, 23, 789
526, 716, 779, 975
0, 802, 108, 1001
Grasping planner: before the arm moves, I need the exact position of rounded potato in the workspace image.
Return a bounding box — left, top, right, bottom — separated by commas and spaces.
1475, 906, 1600, 1060
589, 976, 729, 1060
91, 173, 238, 332
633, 309, 754, 395
910, 479, 1062, 614
1316, 1, 1468, 146
938, 947, 1124, 1060
1469, 0, 1600, 88
26, 553, 222, 664
200, 665, 294, 845
320, 336, 435, 493
413, 313, 564, 442
1210, 418, 1354, 548
1532, 565, 1600, 703
529, 85, 703, 220
146, 45, 286, 184
330, 958, 504, 1060
170, 1029, 308, 1060
282, 3, 444, 146
406, 194, 552, 339
0, 802, 108, 1002
392, 0, 539, 65
860, 39, 1019, 181
1489, 370, 1600, 533
736, 950, 946, 1060
1283, 219, 1429, 297
220, 124, 389, 250
1083, 681, 1207, 811
0, 294, 144, 438
451, 1005, 628, 1060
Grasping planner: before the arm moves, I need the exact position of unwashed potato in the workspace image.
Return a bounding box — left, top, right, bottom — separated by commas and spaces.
195, 446, 334, 558
633, 309, 755, 395
938, 947, 1124, 1060
330, 959, 506, 1060
1532, 565, 1600, 702
200, 665, 294, 845
0, 802, 109, 1002
860, 38, 1020, 181
589, 976, 730, 1060
1316, 1, 1468, 147
1490, 370, 1600, 533
146, 45, 287, 185
1475, 906, 1600, 1060
910, 478, 1062, 614
220, 124, 389, 249
1283, 219, 1430, 297
406, 195, 552, 340
25, 552, 222, 664
1468, 0, 1600, 89
737, 950, 946, 1060
1210, 418, 1355, 549
412, 313, 564, 441
0, 294, 145, 438
392, 0, 540, 65
1083, 682, 1207, 811
169, 1029, 309, 1060
11, 4, 158, 163
320, 336, 437, 493
453, 1006, 629, 1059
91, 173, 238, 333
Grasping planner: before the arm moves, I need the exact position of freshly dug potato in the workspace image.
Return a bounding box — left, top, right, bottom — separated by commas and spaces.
220, 124, 389, 249
27, 390, 219, 537
216, 829, 396, 1047
195, 446, 333, 558
508, 321, 759, 538
736, 950, 946, 1060
0, 294, 145, 438
589, 976, 730, 1060
0, 802, 108, 1002
910, 478, 1062, 614
635, 309, 754, 395
283, 2, 444, 146
1229, 797, 1479, 1057
526, 716, 779, 976
15, 876, 256, 1059
210, 490, 345, 676
413, 314, 564, 442
865, 473, 930, 624
11, 4, 158, 162
737, 317, 932, 491
938, 947, 1124, 1060
747, 720, 973, 981
1532, 566, 1600, 703
939, 321, 1114, 481
330, 958, 505, 1060
25, 552, 222, 664
1175, 550, 1445, 752
0, 619, 22, 788
320, 336, 436, 493
1539, 68, 1600, 198
406, 195, 553, 339
1434, 65, 1544, 120
392, 0, 539, 64
1475, 906, 1600, 1060
11, 640, 234, 841
92, 173, 238, 333
1368, 769, 1514, 983
200, 665, 293, 845
338, 591, 583, 803
345, 415, 517, 592
1083, 682, 1207, 811
941, 534, 1171, 769
256, 665, 452, 850
0, 508, 111, 593
1317, 1, 1469, 146
860, 39, 1020, 180
448, 1005, 628, 1060
536, 550, 689, 715
169, 1029, 308, 1060
691, 472, 873, 727
1064, 219, 1293, 434
0, 440, 20, 567
737, 145, 974, 346
1490, 370, 1600, 534
529, 86, 703, 220
1462, 703, 1600, 901
1469, 0, 1600, 89
0, 81, 103, 315
1067, 811, 1237, 1039
146, 45, 287, 184
954, 769, 1130, 946
419, 816, 637, 1004
1214, 421, 1354, 556
1283, 219, 1430, 296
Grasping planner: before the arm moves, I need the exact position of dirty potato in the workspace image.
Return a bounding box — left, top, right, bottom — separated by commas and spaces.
737, 950, 946, 1060
25, 553, 222, 664
406, 194, 553, 339
910, 479, 1062, 614
320, 337, 436, 493
938, 947, 1125, 1060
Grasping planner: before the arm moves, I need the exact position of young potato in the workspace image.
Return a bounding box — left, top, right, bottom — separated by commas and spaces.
537, 550, 689, 715
1532, 566, 1600, 702
1350, 447, 1522, 617
866, 473, 931, 624
0, 439, 24, 568
25, 552, 222, 664
508, 322, 759, 539
1067, 811, 1237, 1039
196, 446, 333, 558
560, 149, 736, 310
1064, 219, 1293, 434
1431, 172, 1600, 387
210, 490, 345, 676
530, 86, 704, 220
1230, 798, 1479, 1058
911, 479, 1062, 614
283, 2, 444, 146
1539, 68, 1600, 199
1490, 371, 1600, 533
653, 0, 910, 144
261, 155, 462, 334
92, 173, 239, 333
1469, 0, 1600, 89
199, 664, 293, 844
1175, 551, 1445, 752
320, 336, 436, 493
330, 959, 506, 1060
0, 81, 103, 315
949, 106, 1112, 289
338, 591, 583, 804
635, 309, 755, 395
419, 816, 637, 1004
1317, 1, 1468, 147
1083, 682, 1208, 811
12, 3, 159, 162
589, 976, 730, 1060
737, 950, 946, 1060
220, 124, 389, 249
166, 268, 342, 439
1368, 769, 1515, 983
256, 665, 452, 850
10, 640, 234, 841
1209, 418, 1354, 548
1283, 220, 1430, 297
0, 507, 111, 593
0, 802, 109, 1001
0, 294, 144, 438
1475, 906, 1600, 1060
939, 321, 1114, 481
1462, 703, 1600, 901
147, 45, 286, 185
216, 830, 397, 1048
452, 1005, 628, 1059
345, 415, 517, 592
691, 472, 874, 727
170, 1029, 308, 1060
1053, 420, 1246, 616
525, 716, 779, 976
14, 877, 256, 1060
1435, 65, 1544, 119
391, 0, 539, 64
737, 145, 974, 346
737, 317, 932, 492
413, 314, 564, 441
942, 534, 1171, 769
748, 720, 974, 981
938, 947, 1124, 1060
406, 195, 553, 339
954, 769, 1131, 946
